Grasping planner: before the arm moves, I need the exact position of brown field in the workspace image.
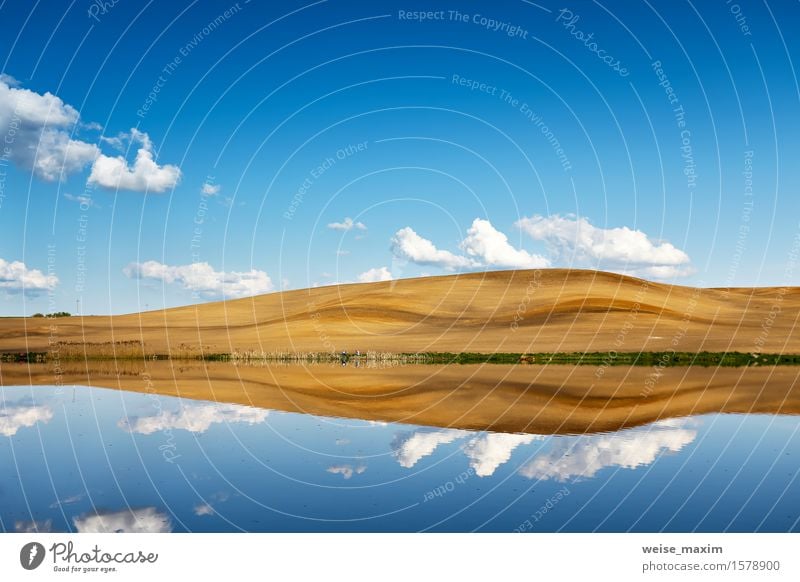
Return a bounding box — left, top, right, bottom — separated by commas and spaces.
1, 360, 798, 435
1, 269, 799, 356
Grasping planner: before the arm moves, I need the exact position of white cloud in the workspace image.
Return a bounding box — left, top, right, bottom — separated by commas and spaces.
15, 519, 53, 533
118, 402, 269, 435
357, 266, 393, 283
391, 220, 548, 272
515, 214, 692, 278
326, 464, 367, 479
201, 182, 220, 196
461, 218, 550, 269
391, 227, 476, 270
63, 192, 98, 208
88, 128, 181, 193
0, 258, 59, 296
73, 507, 172, 533
463, 433, 541, 477
0, 74, 100, 180
0, 403, 54, 436
328, 217, 366, 232
99, 133, 126, 152
81, 121, 103, 132
518, 423, 696, 482
123, 260, 273, 299
391, 428, 469, 468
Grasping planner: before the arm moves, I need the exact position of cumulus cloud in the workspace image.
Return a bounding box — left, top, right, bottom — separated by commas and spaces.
73, 507, 172, 533
0, 258, 58, 296
326, 464, 367, 479
391, 219, 549, 273
518, 423, 696, 482
0, 403, 54, 436
118, 402, 269, 435
357, 266, 393, 283
0, 74, 100, 180
463, 433, 541, 477
391, 428, 469, 468
0, 76, 182, 191
88, 128, 181, 193
201, 182, 220, 196
328, 217, 366, 232
515, 214, 692, 278
391, 227, 476, 270
461, 219, 550, 269
123, 260, 273, 299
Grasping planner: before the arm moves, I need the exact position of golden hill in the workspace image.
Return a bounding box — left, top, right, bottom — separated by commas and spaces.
2, 269, 799, 356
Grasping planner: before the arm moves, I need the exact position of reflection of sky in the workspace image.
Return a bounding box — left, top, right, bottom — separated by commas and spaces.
1, 386, 798, 532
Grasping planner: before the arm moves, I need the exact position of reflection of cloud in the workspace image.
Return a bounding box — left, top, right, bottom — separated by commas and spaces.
193, 491, 230, 516
463, 433, 542, 477
519, 423, 696, 482
391, 429, 469, 468
15, 519, 53, 533
392, 428, 545, 473
50, 493, 85, 509
73, 507, 172, 533
326, 464, 367, 479
119, 402, 268, 435
0, 403, 53, 436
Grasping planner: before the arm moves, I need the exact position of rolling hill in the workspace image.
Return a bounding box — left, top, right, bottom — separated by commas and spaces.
1, 269, 799, 356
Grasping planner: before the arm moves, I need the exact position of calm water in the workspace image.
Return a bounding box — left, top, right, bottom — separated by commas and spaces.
1, 385, 798, 532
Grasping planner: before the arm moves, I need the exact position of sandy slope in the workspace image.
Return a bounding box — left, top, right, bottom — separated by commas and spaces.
1, 269, 799, 355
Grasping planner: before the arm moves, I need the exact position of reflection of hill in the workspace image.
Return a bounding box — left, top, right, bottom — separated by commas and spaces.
3, 360, 798, 436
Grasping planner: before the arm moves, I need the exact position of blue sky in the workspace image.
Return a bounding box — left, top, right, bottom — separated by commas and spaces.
0, 0, 798, 315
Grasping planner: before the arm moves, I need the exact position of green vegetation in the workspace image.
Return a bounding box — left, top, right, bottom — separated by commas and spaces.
3, 349, 799, 367
31, 312, 71, 318
403, 351, 800, 367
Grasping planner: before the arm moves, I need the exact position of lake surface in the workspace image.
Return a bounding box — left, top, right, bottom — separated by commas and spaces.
1, 385, 798, 532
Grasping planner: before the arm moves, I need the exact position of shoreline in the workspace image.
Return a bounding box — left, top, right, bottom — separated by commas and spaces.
3, 349, 800, 367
